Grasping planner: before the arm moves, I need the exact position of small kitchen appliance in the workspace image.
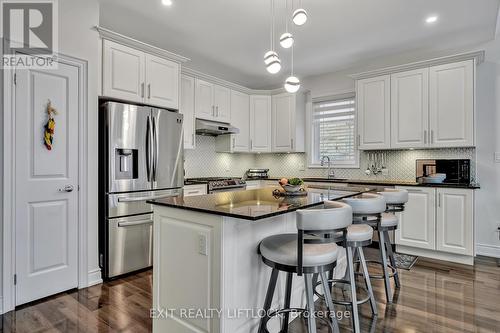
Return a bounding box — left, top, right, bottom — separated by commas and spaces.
416, 159, 471, 185
243, 168, 270, 180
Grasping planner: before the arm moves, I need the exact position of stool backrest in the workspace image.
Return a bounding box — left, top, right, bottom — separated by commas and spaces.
295, 201, 352, 275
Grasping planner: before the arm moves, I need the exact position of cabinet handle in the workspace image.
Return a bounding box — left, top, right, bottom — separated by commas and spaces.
148, 84, 151, 99
192, 133, 195, 146
431, 130, 434, 144
250, 139, 253, 150
216, 106, 219, 117
424, 130, 427, 144
357, 134, 361, 147
212, 106, 215, 116
406, 188, 423, 192
141, 83, 145, 98
438, 193, 442, 207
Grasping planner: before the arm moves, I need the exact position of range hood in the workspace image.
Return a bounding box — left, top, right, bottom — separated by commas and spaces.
195, 119, 240, 136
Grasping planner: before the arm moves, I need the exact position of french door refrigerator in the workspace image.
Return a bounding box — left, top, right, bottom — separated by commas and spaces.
99, 101, 184, 279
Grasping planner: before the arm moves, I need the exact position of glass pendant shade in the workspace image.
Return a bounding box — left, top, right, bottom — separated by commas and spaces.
264, 51, 281, 74
279, 32, 294, 49
284, 76, 300, 93
293, 8, 308, 26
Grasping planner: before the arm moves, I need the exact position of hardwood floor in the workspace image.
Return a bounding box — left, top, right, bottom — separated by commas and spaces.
1, 256, 500, 333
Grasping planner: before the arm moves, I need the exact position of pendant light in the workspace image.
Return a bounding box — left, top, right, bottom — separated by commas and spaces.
279, 0, 294, 48
284, 45, 300, 93
264, 0, 281, 74
292, 0, 307, 26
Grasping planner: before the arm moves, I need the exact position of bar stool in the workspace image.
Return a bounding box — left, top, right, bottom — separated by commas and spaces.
314, 201, 378, 333
258, 201, 352, 333
376, 189, 409, 299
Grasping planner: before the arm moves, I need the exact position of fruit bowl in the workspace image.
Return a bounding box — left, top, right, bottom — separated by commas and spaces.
278, 178, 304, 193
281, 184, 302, 193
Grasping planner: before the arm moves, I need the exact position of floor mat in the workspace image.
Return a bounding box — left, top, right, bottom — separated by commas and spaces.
393, 252, 419, 270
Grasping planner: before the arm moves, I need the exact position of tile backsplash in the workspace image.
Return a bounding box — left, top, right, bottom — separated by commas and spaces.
184, 136, 476, 182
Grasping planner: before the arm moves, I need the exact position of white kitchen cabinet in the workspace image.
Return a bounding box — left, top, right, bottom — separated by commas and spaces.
183, 184, 207, 196
145, 54, 179, 110
271, 93, 305, 152
244, 180, 261, 190
357, 75, 391, 150
250, 95, 272, 152
102, 40, 179, 109
429, 60, 474, 147
436, 188, 474, 255
180, 75, 196, 149
103, 40, 145, 103
391, 68, 429, 148
195, 79, 231, 122
395, 187, 436, 250
215, 90, 250, 152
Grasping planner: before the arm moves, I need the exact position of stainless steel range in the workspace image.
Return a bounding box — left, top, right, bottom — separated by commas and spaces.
185, 177, 247, 193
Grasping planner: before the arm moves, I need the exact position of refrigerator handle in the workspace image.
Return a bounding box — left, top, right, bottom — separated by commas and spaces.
152, 114, 158, 182
145, 115, 152, 182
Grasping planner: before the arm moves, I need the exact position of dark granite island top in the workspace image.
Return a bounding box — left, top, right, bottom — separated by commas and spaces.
148, 185, 372, 221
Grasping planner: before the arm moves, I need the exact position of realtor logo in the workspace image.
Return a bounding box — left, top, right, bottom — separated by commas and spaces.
1, 0, 58, 68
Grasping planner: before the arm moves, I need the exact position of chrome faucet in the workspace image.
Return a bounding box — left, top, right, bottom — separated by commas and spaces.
320, 156, 335, 179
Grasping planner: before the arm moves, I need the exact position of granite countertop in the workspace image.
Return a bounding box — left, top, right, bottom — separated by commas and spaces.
262, 177, 480, 189
149, 186, 372, 221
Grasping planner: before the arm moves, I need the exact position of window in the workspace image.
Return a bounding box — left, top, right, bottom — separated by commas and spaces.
309, 94, 359, 167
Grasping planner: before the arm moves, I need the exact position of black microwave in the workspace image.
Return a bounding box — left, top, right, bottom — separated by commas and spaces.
416, 159, 470, 184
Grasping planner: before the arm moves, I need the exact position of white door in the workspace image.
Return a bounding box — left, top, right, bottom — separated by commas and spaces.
230, 90, 250, 152
181, 75, 196, 149
250, 95, 272, 152
356, 75, 391, 150
145, 54, 179, 109
195, 79, 215, 120
103, 40, 145, 103
395, 187, 436, 250
429, 60, 474, 147
213, 85, 231, 122
391, 68, 429, 148
272, 93, 294, 152
14, 62, 80, 305
436, 188, 474, 255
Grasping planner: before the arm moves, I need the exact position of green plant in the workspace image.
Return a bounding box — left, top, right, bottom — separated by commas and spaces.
287, 178, 304, 186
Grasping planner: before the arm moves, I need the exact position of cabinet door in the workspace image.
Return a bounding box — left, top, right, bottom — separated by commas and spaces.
183, 185, 207, 196
436, 188, 473, 255
429, 60, 474, 147
103, 40, 145, 103
395, 187, 436, 250
214, 85, 231, 122
180, 75, 196, 149
230, 90, 250, 152
272, 93, 294, 152
357, 75, 391, 149
195, 79, 215, 120
250, 95, 272, 152
145, 54, 179, 109
391, 68, 429, 148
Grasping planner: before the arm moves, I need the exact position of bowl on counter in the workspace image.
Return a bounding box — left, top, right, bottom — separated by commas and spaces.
281, 184, 303, 192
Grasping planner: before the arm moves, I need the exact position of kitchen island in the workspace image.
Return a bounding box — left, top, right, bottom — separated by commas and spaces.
149, 185, 371, 333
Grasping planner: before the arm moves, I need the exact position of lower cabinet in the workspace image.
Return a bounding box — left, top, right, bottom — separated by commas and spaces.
183, 184, 207, 197
395, 186, 474, 262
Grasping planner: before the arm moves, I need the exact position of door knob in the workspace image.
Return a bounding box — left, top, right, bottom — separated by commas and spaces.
58, 185, 74, 192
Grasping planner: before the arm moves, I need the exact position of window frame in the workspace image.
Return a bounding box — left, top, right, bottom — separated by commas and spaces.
306, 92, 360, 169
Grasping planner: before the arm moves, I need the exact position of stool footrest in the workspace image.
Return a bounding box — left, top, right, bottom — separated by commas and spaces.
354, 259, 397, 279
314, 279, 371, 307
261, 307, 335, 333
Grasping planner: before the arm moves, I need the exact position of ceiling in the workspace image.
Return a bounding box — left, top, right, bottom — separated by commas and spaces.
99, 0, 500, 90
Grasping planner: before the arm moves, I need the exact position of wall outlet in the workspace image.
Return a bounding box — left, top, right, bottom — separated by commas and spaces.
382, 168, 389, 176
495, 152, 500, 163
198, 234, 208, 256
299, 162, 305, 171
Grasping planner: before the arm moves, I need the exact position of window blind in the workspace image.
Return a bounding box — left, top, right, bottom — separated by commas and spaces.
312, 96, 356, 164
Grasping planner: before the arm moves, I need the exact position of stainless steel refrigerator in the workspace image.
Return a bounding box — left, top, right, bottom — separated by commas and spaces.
99, 101, 184, 279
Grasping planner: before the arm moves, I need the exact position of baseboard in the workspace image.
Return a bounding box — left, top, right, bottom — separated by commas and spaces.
476, 243, 500, 258
396, 245, 474, 265
87, 268, 103, 287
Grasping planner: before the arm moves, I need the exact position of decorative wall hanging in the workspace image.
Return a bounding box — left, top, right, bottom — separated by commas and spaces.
43, 99, 58, 150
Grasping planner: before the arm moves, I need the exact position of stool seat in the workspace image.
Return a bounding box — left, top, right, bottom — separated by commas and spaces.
260, 233, 339, 267
347, 224, 373, 242
378, 188, 409, 205
381, 213, 398, 227
343, 193, 386, 215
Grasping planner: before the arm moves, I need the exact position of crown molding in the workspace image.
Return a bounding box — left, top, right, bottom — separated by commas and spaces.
350, 50, 485, 80
95, 26, 190, 63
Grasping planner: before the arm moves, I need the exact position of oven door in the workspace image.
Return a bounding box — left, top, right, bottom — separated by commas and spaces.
209, 186, 247, 194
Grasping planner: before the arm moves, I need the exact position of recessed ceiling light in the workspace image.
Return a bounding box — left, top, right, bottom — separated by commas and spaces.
162, 0, 172, 6
426, 15, 438, 24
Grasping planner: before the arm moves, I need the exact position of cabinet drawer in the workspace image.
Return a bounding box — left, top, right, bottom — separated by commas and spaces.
183, 184, 208, 196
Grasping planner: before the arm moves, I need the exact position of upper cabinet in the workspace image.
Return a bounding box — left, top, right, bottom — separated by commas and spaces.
391, 68, 429, 149
216, 90, 250, 153
250, 95, 272, 152
429, 61, 474, 148
357, 75, 391, 150
356, 57, 477, 150
195, 79, 231, 122
180, 75, 196, 149
271, 93, 305, 152
102, 40, 179, 109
